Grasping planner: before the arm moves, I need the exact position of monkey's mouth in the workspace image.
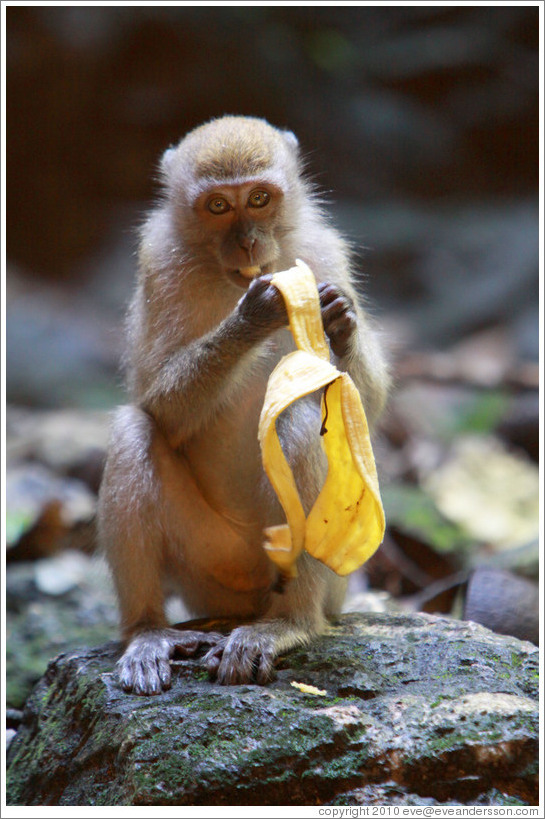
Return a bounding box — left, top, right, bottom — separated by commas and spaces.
227, 263, 273, 289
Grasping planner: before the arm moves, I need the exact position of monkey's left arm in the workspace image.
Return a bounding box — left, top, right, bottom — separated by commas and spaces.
318, 281, 390, 427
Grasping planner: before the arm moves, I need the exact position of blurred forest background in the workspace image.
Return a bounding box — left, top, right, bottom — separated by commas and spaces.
4, 5, 541, 714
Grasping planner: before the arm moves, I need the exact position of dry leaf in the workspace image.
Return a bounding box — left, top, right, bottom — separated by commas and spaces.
291, 681, 327, 696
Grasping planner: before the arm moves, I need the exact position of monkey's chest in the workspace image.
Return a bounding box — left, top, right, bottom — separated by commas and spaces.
184, 388, 269, 519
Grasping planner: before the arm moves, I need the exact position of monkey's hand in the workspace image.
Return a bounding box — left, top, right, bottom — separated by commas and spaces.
204, 625, 279, 685
118, 627, 222, 695
237, 274, 289, 334
318, 282, 357, 359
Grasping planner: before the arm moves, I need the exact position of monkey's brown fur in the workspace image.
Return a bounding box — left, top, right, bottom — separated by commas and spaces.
98, 115, 389, 694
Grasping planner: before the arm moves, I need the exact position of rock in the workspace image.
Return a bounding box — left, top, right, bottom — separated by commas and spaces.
5, 613, 538, 806
464, 567, 539, 646
5, 730, 17, 751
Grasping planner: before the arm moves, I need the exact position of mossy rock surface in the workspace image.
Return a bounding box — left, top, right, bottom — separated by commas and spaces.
6, 612, 539, 806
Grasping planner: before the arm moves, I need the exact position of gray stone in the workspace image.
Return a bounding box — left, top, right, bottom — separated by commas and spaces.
5, 613, 538, 806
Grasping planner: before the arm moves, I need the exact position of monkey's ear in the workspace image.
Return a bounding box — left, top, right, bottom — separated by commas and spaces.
282, 130, 299, 153
160, 147, 177, 178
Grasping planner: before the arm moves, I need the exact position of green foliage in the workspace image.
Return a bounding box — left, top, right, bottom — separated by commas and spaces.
382, 483, 474, 553
5, 509, 36, 547
453, 391, 510, 436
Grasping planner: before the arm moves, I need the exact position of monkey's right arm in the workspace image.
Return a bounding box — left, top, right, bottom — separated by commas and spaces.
134, 275, 288, 445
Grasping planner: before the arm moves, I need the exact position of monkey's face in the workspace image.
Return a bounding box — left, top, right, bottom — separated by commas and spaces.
193, 182, 285, 289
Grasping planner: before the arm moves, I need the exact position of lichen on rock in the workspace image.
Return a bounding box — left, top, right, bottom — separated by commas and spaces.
5, 612, 539, 806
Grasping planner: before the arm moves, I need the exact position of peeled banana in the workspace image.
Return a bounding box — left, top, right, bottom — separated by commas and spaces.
239, 265, 261, 279
258, 259, 385, 578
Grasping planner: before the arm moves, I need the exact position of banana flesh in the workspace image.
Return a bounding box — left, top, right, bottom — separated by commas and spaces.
238, 265, 261, 279
258, 259, 385, 578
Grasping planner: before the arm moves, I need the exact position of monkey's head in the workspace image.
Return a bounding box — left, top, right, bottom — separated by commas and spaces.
159, 116, 307, 289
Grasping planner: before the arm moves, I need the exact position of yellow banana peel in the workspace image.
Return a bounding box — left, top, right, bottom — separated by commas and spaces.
258, 259, 385, 578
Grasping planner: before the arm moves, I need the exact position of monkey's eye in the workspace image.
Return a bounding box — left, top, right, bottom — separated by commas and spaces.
247, 190, 271, 209
207, 196, 231, 215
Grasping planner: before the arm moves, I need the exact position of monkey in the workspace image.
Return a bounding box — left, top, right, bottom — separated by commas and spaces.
97, 115, 389, 695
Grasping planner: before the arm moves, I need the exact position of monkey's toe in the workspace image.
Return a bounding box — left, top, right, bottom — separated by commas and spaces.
118, 655, 172, 696
170, 628, 223, 656
204, 628, 276, 686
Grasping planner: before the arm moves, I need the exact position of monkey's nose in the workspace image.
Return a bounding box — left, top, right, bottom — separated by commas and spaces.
238, 235, 256, 253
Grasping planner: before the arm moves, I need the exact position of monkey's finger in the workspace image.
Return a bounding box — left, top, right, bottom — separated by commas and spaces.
134, 660, 171, 695
322, 299, 355, 326
325, 320, 355, 358
213, 633, 261, 685
119, 667, 136, 693
255, 651, 276, 685
118, 657, 141, 692
246, 273, 274, 298
204, 642, 225, 660
318, 282, 352, 308
119, 657, 171, 696
135, 660, 165, 695
132, 675, 162, 696
173, 630, 223, 656
173, 636, 199, 656
213, 628, 277, 685
317, 281, 338, 305
196, 630, 223, 646
256, 282, 288, 314
203, 642, 225, 678
205, 658, 221, 680
253, 272, 274, 286
156, 657, 173, 690
215, 643, 245, 685
240, 278, 288, 329
326, 314, 357, 337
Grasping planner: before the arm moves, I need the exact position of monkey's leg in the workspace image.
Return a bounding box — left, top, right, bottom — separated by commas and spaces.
99, 406, 223, 695
203, 402, 346, 686
205, 555, 346, 685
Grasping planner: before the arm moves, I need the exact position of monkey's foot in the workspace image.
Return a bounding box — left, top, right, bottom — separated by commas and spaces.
118, 627, 221, 695
204, 626, 277, 685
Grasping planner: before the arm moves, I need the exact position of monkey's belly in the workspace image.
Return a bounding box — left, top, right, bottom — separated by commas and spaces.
170, 555, 275, 620
182, 390, 275, 525
155, 433, 275, 596
186, 517, 274, 596
176, 468, 277, 596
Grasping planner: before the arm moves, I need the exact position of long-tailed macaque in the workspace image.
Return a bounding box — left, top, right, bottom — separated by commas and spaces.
98, 115, 389, 694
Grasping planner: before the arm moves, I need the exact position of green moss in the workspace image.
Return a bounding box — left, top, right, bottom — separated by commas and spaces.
191, 668, 209, 681
428, 734, 463, 754
485, 791, 529, 806
511, 653, 523, 668
6, 615, 539, 806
